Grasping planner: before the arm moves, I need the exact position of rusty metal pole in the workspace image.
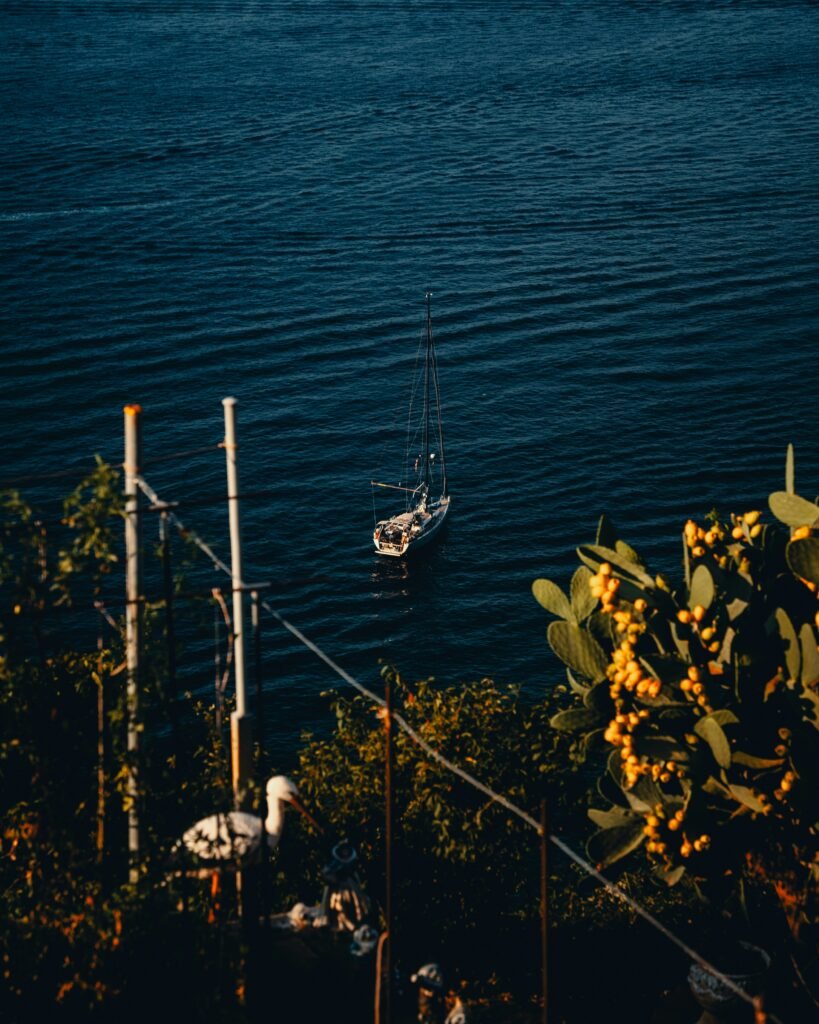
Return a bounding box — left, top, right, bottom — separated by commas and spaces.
540, 798, 549, 1024
251, 590, 264, 775
160, 509, 178, 741
753, 995, 766, 1023
384, 675, 394, 1024
96, 634, 105, 864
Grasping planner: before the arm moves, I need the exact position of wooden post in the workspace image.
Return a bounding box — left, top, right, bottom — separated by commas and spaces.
222, 397, 251, 806
384, 675, 394, 1024
123, 403, 142, 884
540, 798, 549, 1024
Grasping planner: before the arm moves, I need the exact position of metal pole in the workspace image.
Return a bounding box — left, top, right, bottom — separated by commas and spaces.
222, 397, 251, 806
123, 403, 142, 884
384, 673, 394, 1024
540, 798, 549, 1024
160, 510, 178, 740
753, 995, 766, 1023
96, 634, 105, 865
251, 590, 264, 775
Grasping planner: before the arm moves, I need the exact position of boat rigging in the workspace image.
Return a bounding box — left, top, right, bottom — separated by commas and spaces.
371, 293, 450, 558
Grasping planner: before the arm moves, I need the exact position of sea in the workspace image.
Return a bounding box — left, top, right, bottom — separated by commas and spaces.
2, 0, 819, 763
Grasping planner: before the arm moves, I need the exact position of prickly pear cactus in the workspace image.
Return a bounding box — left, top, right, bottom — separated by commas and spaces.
533, 449, 819, 927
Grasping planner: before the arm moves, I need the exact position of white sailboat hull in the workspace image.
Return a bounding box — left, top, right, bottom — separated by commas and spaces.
374, 496, 450, 558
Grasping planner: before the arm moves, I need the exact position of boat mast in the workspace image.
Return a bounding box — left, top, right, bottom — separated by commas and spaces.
429, 305, 447, 498
421, 292, 432, 497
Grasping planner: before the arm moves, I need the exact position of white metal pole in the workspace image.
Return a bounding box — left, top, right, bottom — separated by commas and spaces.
222, 397, 251, 802
123, 403, 142, 883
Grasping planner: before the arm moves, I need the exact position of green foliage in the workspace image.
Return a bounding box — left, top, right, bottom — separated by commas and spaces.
0, 464, 240, 1022
546, 621, 608, 682
288, 669, 566, 976
533, 448, 819, 948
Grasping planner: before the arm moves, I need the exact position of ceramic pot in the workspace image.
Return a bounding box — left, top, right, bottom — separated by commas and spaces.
687, 941, 770, 1024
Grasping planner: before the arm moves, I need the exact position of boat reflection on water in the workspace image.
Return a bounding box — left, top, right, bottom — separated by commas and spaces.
369, 529, 450, 603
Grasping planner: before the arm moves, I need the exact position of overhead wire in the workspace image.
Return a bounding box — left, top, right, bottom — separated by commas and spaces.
132, 472, 780, 1020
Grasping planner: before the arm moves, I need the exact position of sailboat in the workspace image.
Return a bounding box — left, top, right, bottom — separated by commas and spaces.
372, 294, 451, 558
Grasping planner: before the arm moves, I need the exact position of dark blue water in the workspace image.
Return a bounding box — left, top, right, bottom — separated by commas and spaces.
3, 1, 819, 756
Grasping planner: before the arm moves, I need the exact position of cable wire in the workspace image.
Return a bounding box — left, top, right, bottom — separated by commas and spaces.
135, 472, 782, 1020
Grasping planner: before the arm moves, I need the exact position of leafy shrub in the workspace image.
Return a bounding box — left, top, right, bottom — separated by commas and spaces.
533, 447, 819, 956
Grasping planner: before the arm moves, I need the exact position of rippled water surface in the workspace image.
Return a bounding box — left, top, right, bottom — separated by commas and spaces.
3, 0, 819, 756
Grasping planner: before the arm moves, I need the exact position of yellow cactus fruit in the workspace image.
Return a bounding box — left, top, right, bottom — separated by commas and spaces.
692, 605, 706, 623
681, 843, 693, 858
692, 546, 706, 558
659, 772, 671, 783
792, 526, 811, 540
599, 562, 612, 576
708, 640, 720, 653
680, 678, 693, 693
687, 665, 700, 681
744, 510, 761, 527
750, 523, 762, 539
607, 577, 620, 592
814, 610, 819, 629
677, 609, 692, 624
700, 626, 715, 642
634, 598, 648, 613
668, 818, 680, 831
648, 681, 661, 698
731, 525, 745, 540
